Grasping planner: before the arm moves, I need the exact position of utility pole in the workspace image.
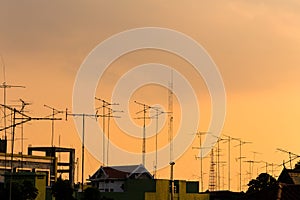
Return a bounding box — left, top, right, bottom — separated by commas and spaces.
65, 109, 103, 191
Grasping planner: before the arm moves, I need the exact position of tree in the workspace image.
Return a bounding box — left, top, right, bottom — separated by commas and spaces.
246, 173, 277, 193
3, 180, 38, 200
82, 187, 101, 200
22, 180, 39, 200
51, 178, 75, 200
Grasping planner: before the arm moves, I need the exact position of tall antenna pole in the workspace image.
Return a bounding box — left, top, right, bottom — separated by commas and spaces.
44, 105, 64, 147
209, 148, 216, 191
134, 101, 152, 166
82, 115, 85, 191
233, 138, 251, 191
223, 134, 233, 191
104, 107, 122, 166
192, 131, 209, 192
65, 109, 103, 191
95, 97, 119, 166
149, 107, 167, 178
168, 69, 174, 163
0, 60, 25, 169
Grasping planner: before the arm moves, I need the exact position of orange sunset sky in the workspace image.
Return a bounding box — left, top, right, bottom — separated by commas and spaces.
1, 0, 300, 192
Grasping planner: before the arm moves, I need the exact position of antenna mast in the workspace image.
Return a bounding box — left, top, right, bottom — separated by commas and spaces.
134, 101, 152, 166
209, 148, 216, 191
65, 109, 103, 191
95, 97, 120, 166
168, 69, 174, 163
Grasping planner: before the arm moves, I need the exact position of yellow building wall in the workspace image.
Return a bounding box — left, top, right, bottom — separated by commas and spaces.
145, 179, 169, 200
145, 180, 209, 200
35, 173, 47, 200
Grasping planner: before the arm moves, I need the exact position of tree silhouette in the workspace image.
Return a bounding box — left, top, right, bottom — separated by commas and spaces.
82, 187, 101, 200
246, 173, 277, 193
3, 180, 38, 200
51, 177, 75, 200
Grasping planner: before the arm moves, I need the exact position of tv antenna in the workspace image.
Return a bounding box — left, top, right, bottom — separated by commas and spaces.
149, 107, 168, 178
95, 97, 120, 166
0, 104, 61, 200
233, 138, 252, 191
276, 148, 300, 169
222, 134, 236, 191
192, 131, 210, 192
44, 104, 64, 147
134, 100, 152, 166
65, 108, 104, 191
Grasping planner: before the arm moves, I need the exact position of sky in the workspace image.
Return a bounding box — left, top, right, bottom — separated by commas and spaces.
1, 0, 300, 191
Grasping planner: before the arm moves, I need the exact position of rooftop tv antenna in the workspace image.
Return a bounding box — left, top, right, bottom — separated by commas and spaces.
95, 97, 120, 166
208, 148, 216, 191
212, 135, 226, 191
0, 104, 61, 200
149, 107, 168, 178
0, 56, 25, 142
168, 69, 174, 163
222, 134, 235, 191
276, 148, 300, 169
134, 100, 152, 166
192, 131, 210, 192
65, 108, 103, 191
233, 138, 251, 191
18, 98, 31, 167
44, 104, 64, 147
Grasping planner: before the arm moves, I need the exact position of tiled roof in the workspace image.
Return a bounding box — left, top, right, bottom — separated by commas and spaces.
278, 167, 300, 185
89, 164, 153, 180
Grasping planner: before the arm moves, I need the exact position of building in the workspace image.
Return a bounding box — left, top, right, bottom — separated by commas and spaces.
89, 164, 153, 192
88, 164, 220, 200
277, 163, 300, 184
0, 145, 75, 187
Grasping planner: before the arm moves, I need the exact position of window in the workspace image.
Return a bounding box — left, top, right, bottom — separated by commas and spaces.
105, 189, 109, 192
110, 188, 114, 192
